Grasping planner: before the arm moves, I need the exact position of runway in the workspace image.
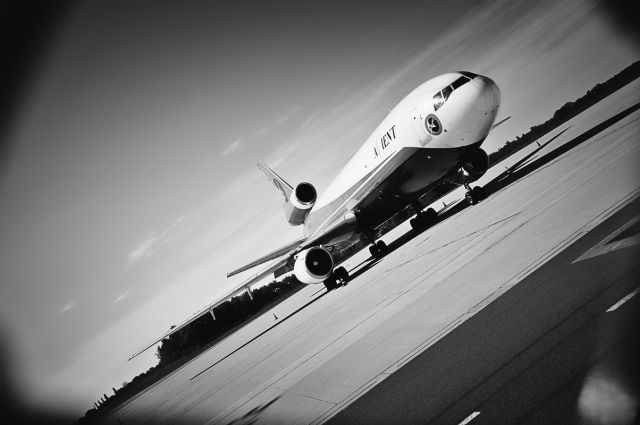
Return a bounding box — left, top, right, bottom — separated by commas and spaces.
103, 81, 640, 424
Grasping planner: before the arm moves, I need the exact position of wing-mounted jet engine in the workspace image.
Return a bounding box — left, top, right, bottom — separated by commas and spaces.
257, 161, 317, 226
453, 147, 489, 184
293, 246, 334, 284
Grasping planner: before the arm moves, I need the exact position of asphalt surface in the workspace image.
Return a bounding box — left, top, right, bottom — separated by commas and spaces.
329, 197, 640, 425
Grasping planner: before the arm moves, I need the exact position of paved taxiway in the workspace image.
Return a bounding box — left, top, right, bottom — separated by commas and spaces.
104, 81, 640, 424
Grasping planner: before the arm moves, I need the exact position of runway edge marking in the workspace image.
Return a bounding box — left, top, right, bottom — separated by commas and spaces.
606, 287, 640, 312
458, 411, 481, 425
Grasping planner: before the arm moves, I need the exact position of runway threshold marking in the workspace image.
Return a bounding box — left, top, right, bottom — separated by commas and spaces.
458, 411, 481, 424
606, 287, 639, 312
572, 215, 640, 263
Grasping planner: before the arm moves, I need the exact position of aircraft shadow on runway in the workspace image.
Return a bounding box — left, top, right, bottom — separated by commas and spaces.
343, 257, 383, 282
344, 101, 640, 279
226, 395, 281, 425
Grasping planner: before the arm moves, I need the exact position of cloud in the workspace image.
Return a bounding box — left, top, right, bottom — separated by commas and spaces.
127, 215, 185, 266
253, 127, 271, 137
252, 106, 302, 138
220, 138, 243, 156
127, 233, 157, 264
266, 139, 301, 168
58, 301, 76, 314
111, 290, 131, 305
273, 115, 289, 126
273, 105, 301, 126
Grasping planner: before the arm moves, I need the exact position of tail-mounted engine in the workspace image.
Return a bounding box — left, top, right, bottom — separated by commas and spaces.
284, 182, 317, 226
293, 246, 334, 284
450, 148, 489, 185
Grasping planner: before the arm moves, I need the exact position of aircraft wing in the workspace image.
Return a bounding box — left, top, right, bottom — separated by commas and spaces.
128, 255, 291, 361
227, 236, 306, 277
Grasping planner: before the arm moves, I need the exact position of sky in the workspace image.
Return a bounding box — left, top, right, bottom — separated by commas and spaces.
0, 0, 637, 417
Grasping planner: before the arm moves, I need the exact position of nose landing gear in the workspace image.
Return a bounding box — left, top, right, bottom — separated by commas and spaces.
464, 183, 486, 205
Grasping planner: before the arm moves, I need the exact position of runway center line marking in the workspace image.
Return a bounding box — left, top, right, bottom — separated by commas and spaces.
572, 215, 640, 263
606, 287, 640, 312
458, 411, 481, 425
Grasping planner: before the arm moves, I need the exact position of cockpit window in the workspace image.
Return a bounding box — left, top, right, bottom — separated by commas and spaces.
441, 85, 453, 102
459, 71, 478, 79
433, 74, 474, 111
451, 76, 469, 90
433, 92, 444, 111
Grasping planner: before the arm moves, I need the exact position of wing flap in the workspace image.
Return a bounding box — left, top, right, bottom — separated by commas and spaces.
227, 236, 305, 277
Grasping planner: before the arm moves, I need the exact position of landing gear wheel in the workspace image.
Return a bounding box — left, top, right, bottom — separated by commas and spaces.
465, 186, 485, 205
334, 266, 349, 285
323, 276, 338, 291
324, 266, 350, 290
472, 186, 485, 200
465, 191, 477, 205
410, 208, 438, 230
369, 240, 387, 259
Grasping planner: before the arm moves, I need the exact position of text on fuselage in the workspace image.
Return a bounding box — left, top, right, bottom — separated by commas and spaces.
374, 125, 396, 158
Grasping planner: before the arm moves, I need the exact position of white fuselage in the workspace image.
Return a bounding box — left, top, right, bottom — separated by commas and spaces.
304, 72, 501, 238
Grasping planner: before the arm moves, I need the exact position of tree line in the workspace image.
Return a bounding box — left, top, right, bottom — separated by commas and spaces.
77, 274, 304, 423
488, 60, 640, 165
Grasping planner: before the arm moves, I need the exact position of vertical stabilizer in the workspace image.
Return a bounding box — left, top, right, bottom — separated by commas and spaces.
257, 161, 294, 202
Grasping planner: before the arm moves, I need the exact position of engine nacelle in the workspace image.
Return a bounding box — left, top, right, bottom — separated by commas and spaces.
283, 182, 317, 226
452, 148, 489, 184
293, 246, 334, 284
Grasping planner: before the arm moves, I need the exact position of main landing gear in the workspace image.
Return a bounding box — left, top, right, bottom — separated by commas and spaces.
410, 206, 438, 231
368, 240, 388, 259
464, 183, 486, 205
323, 266, 349, 291
361, 228, 388, 260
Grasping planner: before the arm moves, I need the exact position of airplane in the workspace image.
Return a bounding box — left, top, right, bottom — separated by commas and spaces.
129, 71, 502, 360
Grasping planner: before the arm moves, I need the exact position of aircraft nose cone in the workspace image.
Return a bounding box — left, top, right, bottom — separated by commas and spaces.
466, 75, 500, 115
478, 75, 501, 110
